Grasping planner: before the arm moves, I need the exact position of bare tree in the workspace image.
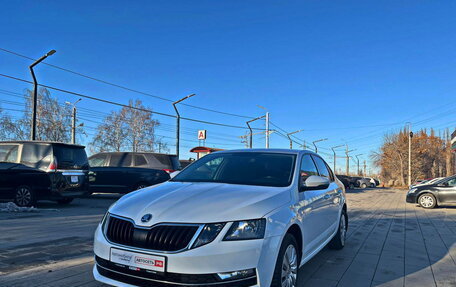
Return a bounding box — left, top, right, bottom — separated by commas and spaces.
91, 99, 166, 153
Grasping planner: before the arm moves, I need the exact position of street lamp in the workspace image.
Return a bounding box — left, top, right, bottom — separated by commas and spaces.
246, 115, 266, 148
65, 98, 82, 144
312, 138, 328, 153
355, 154, 363, 175
287, 130, 303, 149
29, 49, 56, 140
331, 144, 345, 173
406, 122, 413, 186
257, 105, 270, 148
172, 94, 195, 159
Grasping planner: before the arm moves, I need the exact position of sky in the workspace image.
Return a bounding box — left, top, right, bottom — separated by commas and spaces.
1, 0, 456, 174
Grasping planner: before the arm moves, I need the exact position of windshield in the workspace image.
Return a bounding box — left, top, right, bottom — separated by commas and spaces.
171, 152, 296, 187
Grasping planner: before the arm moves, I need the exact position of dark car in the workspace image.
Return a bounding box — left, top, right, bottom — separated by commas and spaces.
336, 174, 351, 189
406, 175, 456, 209
0, 141, 90, 206
88, 152, 180, 193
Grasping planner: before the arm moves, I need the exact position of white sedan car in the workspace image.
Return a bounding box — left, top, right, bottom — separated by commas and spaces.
93, 149, 347, 287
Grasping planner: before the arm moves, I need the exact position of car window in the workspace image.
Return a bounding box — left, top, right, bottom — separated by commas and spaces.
172, 152, 296, 187
109, 154, 131, 167
89, 154, 108, 167
446, 178, 456, 187
53, 145, 88, 169
311, 155, 331, 180
0, 145, 19, 163
134, 154, 148, 167
21, 144, 53, 169
300, 154, 319, 182
147, 154, 173, 169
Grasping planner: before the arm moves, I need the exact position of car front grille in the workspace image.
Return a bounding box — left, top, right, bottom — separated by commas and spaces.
105, 215, 199, 252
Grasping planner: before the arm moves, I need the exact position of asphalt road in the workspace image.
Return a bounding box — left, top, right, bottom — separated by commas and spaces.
1, 188, 455, 287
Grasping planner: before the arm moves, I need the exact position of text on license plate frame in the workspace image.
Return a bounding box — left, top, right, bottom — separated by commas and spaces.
110, 248, 166, 272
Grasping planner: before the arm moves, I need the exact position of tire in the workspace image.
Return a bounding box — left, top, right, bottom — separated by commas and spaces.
57, 197, 74, 205
271, 234, 300, 287
361, 183, 367, 189
370, 183, 375, 188
14, 186, 36, 207
418, 193, 437, 209
329, 209, 348, 250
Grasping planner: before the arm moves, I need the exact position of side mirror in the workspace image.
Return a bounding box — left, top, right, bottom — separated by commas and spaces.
300, 175, 330, 191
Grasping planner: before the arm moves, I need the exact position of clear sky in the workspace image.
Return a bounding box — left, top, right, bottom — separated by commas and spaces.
1, 1, 456, 173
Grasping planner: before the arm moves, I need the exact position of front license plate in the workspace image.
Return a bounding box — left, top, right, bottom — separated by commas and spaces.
70, 176, 78, 183
110, 248, 166, 272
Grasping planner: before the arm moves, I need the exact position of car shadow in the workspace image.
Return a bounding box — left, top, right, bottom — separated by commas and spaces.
296, 209, 456, 286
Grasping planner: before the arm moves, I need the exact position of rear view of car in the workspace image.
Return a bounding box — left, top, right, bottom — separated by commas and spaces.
0, 141, 89, 206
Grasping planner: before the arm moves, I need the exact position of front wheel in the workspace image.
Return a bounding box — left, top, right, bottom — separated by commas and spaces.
329, 209, 348, 250
418, 193, 437, 209
271, 234, 299, 287
361, 183, 368, 188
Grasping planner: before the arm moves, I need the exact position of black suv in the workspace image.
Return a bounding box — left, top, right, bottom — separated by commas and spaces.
88, 152, 180, 193
0, 141, 90, 206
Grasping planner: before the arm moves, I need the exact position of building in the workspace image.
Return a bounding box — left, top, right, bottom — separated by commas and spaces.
189, 146, 224, 160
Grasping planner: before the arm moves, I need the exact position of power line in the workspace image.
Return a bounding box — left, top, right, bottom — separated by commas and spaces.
0, 47, 254, 119
0, 73, 265, 130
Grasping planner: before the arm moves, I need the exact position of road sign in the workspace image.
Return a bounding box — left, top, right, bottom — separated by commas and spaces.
198, 130, 207, 140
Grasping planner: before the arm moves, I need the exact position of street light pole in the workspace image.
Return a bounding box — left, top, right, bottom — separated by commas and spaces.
345, 145, 355, 175
246, 115, 266, 148
355, 154, 363, 175
287, 130, 303, 149
407, 122, 413, 186
312, 138, 328, 153
331, 144, 345, 173
29, 49, 56, 140
172, 94, 195, 159
65, 98, 82, 144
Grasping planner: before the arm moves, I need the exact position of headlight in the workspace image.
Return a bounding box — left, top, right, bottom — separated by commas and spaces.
192, 223, 225, 248
223, 219, 266, 241
408, 188, 417, 194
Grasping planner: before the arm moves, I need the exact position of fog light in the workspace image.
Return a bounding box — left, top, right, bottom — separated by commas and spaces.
217, 268, 255, 280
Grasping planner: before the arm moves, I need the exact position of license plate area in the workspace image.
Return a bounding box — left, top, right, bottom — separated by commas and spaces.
110, 248, 166, 272
70, 176, 78, 183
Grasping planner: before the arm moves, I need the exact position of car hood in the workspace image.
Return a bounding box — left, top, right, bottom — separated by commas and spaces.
109, 181, 292, 226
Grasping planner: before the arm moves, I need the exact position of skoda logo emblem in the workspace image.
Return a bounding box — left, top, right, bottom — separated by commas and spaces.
141, 214, 152, 223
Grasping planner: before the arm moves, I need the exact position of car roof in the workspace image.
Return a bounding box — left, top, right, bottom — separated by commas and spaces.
214, 148, 318, 156
0, 140, 85, 148
90, 151, 177, 156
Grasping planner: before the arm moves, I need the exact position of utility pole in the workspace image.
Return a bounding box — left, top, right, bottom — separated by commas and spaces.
172, 94, 195, 159
407, 122, 413, 186
331, 145, 345, 173
287, 130, 303, 149
363, 160, 367, 176
65, 98, 82, 144
345, 145, 355, 175
246, 115, 266, 148
312, 138, 328, 153
355, 154, 363, 175
29, 49, 56, 140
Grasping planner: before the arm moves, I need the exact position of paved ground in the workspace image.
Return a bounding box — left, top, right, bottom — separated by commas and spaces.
0, 188, 455, 287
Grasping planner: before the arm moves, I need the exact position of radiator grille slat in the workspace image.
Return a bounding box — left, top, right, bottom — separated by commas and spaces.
105, 216, 199, 252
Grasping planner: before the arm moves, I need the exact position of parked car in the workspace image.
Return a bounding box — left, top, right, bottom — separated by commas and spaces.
93, 149, 348, 287
88, 152, 179, 193
352, 177, 372, 189
336, 174, 350, 189
0, 141, 89, 206
406, 175, 456, 208
179, 159, 195, 169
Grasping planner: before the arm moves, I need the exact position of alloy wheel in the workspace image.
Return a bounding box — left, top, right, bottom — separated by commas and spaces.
16, 187, 32, 206
281, 244, 298, 287
420, 195, 434, 208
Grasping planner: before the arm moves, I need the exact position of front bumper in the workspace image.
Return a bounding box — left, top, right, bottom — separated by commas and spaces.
93, 224, 281, 287
406, 192, 417, 203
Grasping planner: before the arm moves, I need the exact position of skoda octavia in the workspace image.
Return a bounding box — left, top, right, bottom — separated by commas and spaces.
93, 149, 348, 287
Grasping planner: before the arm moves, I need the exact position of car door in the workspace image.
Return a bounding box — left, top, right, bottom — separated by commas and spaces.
311, 155, 341, 232
435, 177, 456, 203
296, 154, 329, 254
89, 153, 114, 193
